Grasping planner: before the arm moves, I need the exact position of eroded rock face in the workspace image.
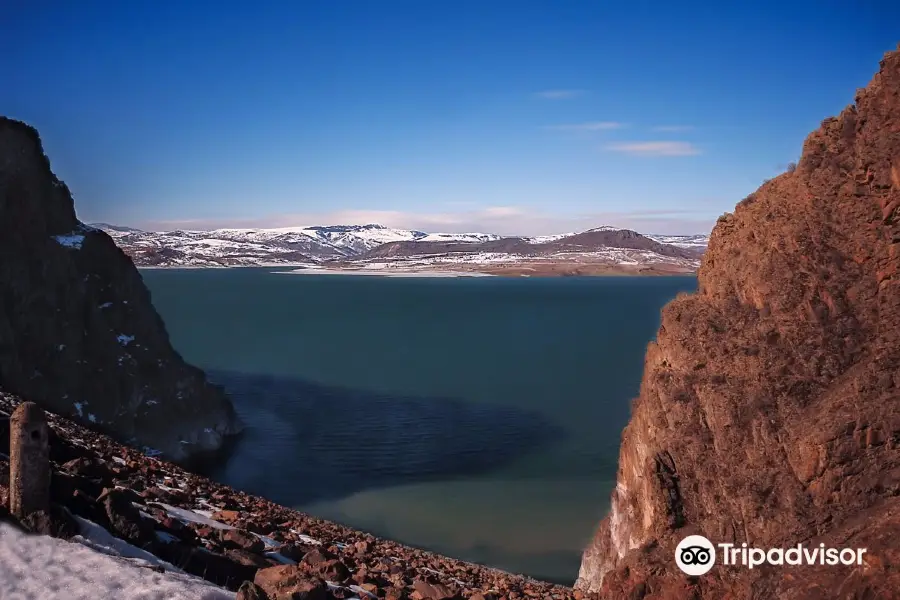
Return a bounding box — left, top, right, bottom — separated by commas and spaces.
576, 46, 900, 598
0, 117, 241, 461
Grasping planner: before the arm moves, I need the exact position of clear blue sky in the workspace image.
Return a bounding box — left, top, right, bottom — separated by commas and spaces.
2, 1, 897, 235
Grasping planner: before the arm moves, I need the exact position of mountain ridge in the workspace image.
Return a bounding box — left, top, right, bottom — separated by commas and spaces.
93, 222, 709, 272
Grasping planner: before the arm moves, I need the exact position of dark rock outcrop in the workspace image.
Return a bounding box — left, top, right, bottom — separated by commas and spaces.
576, 46, 900, 597
0, 117, 241, 461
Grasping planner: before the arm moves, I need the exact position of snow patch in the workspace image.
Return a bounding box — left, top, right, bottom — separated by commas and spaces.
117, 334, 135, 346
53, 234, 85, 249
153, 504, 235, 530
290, 530, 323, 545
0, 520, 231, 599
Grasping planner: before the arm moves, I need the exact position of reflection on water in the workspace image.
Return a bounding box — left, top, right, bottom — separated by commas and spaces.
205, 370, 567, 506
140, 270, 698, 582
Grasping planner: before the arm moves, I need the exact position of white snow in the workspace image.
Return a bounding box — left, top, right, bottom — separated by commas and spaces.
73, 402, 84, 417
290, 530, 323, 546
0, 521, 231, 600
87, 413, 97, 423
418, 232, 501, 243
154, 503, 235, 530
525, 232, 576, 244
281, 269, 494, 278
53, 234, 85, 249
99, 302, 113, 309
257, 534, 281, 548
95, 222, 708, 269
117, 334, 135, 346
645, 234, 710, 249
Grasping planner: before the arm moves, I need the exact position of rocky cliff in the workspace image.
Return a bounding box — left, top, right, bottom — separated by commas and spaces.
0, 117, 241, 462
576, 46, 900, 598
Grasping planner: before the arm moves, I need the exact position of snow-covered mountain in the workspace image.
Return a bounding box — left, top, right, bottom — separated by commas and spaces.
95, 223, 709, 269
418, 232, 503, 243
644, 233, 710, 249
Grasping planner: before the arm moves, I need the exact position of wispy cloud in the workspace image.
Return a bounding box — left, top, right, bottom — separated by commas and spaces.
545, 121, 626, 132
605, 141, 701, 157
651, 125, 694, 132
136, 206, 716, 237
535, 89, 587, 100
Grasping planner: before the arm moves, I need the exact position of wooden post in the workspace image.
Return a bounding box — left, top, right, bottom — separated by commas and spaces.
9, 402, 50, 518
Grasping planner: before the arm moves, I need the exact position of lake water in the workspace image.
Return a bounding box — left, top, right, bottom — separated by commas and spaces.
140, 268, 697, 583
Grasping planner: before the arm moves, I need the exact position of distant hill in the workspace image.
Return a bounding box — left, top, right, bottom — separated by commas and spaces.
92, 223, 709, 270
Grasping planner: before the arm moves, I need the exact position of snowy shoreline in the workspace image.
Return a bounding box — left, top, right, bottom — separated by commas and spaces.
277, 267, 495, 278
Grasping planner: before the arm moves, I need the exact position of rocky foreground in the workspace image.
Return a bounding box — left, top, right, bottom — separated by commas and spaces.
0, 392, 582, 600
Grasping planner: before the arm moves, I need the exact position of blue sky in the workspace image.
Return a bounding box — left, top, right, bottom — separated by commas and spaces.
2, 1, 898, 235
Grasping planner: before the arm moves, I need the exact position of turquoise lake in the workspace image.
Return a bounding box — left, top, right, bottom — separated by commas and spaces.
140, 268, 697, 583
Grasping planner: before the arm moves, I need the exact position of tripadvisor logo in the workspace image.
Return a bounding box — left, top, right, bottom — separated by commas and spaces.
674, 534, 868, 575
675, 535, 716, 576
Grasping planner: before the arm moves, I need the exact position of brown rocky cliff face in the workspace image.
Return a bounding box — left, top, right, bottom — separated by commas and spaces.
576, 46, 900, 598
0, 117, 241, 462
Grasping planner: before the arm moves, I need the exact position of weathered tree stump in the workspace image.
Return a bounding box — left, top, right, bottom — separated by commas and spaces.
9, 402, 50, 518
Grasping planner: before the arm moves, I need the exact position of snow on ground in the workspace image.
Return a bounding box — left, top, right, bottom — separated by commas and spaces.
154, 503, 235, 530
525, 233, 575, 244
0, 522, 232, 600
53, 234, 85, 249
645, 234, 710, 249
281, 268, 494, 278
96, 222, 708, 268
417, 232, 502, 243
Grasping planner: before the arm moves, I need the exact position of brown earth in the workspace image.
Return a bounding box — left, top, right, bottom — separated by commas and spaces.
575, 45, 900, 598
0, 117, 241, 463
316, 259, 699, 277
362, 230, 700, 261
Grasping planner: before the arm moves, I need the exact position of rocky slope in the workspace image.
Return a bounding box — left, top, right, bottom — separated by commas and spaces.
575, 46, 900, 598
0, 392, 578, 600
0, 117, 241, 463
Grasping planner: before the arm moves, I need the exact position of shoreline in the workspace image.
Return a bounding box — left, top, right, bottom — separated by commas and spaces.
0, 392, 583, 598
277, 268, 496, 278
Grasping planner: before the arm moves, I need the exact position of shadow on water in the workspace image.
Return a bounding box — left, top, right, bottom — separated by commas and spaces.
198, 370, 568, 507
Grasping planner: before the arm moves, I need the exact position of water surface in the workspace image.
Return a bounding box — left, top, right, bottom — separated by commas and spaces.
140, 269, 697, 583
